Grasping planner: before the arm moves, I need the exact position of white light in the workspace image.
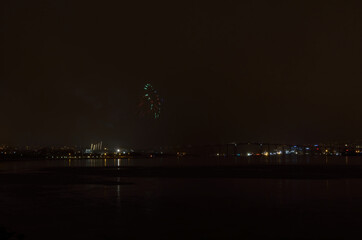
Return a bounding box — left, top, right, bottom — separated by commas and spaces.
247, 153, 252, 156
117, 149, 120, 153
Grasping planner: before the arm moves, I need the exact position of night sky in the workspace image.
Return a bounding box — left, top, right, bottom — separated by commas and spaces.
2, 0, 362, 148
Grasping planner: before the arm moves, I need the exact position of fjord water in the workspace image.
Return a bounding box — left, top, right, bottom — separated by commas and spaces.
1, 156, 362, 240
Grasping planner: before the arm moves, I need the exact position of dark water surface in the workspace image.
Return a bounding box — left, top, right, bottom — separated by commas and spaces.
1, 156, 362, 240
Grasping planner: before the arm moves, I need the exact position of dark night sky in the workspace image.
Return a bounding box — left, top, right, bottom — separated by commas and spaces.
2, 0, 362, 147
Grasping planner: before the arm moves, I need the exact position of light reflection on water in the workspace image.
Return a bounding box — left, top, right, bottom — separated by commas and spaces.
1, 155, 362, 173
1, 157, 362, 239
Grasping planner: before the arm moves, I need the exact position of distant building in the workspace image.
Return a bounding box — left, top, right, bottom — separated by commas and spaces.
85, 141, 103, 154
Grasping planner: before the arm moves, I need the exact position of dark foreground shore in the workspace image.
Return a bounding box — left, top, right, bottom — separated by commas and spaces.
2, 163, 362, 240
